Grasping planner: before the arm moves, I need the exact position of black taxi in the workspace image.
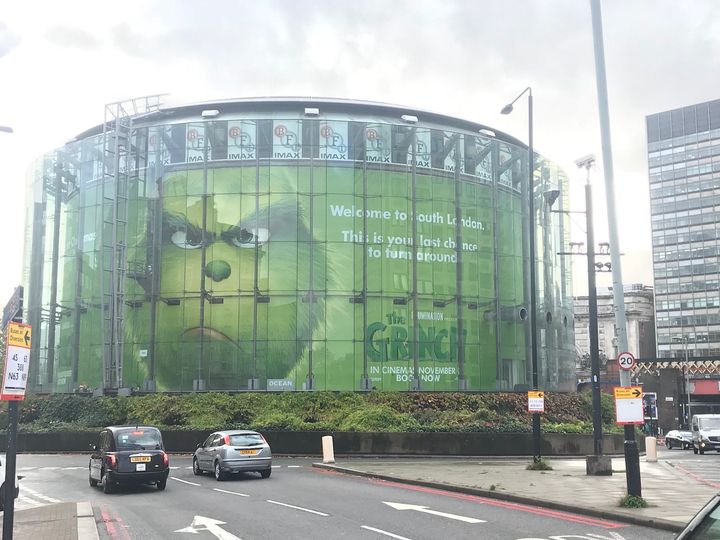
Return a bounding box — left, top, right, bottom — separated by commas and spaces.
89, 425, 169, 493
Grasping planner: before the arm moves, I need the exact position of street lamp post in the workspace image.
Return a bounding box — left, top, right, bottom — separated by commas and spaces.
683, 337, 692, 427
1, 125, 19, 539
502, 87, 541, 463
576, 156, 604, 457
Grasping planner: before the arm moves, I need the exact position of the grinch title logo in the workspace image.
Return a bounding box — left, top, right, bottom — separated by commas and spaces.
365, 312, 465, 362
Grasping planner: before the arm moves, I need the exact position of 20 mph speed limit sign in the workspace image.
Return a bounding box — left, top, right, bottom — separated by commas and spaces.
617, 351, 636, 371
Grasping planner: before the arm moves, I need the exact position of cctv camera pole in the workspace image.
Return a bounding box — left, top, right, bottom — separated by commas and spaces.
590, 0, 641, 497
3, 400, 19, 539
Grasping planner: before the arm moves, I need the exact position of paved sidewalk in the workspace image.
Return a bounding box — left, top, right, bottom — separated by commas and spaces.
313, 455, 716, 532
3, 501, 97, 540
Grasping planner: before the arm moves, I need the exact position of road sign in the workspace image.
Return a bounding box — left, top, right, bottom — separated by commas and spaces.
614, 386, 644, 424
527, 390, 545, 413
2, 285, 23, 329
617, 351, 636, 371
1, 322, 32, 401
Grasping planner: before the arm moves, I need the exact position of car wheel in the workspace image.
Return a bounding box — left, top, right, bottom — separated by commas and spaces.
102, 470, 114, 494
157, 479, 167, 491
214, 461, 225, 481
667, 440, 673, 450
89, 472, 98, 487
193, 457, 202, 476
260, 468, 271, 479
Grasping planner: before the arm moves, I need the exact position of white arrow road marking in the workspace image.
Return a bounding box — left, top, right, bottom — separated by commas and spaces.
382, 501, 486, 523
361, 525, 413, 539
171, 477, 201, 486
266, 499, 329, 516
175, 515, 241, 539
213, 488, 249, 497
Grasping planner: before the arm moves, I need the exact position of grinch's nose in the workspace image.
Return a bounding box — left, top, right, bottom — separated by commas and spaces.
205, 260, 231, 282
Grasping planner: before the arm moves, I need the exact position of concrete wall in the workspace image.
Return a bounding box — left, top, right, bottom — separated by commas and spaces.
1, 431, 640, 456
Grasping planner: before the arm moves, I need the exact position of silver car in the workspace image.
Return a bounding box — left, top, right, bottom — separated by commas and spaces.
193, 430, 272, 480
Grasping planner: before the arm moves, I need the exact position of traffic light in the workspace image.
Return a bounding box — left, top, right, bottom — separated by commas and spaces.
643, 392, 657, 420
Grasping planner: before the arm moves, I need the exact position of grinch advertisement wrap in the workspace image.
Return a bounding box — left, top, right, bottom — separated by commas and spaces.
54, 162, 525, 392
38, 115, 546, 394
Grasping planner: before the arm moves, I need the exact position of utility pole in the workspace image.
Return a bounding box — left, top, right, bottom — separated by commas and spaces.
589, 0, 641, 497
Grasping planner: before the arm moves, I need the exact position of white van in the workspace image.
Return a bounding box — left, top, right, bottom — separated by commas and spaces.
691, 414, 720, 454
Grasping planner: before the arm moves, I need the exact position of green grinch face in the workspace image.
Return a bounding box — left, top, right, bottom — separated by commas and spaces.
149, 169, 323, 390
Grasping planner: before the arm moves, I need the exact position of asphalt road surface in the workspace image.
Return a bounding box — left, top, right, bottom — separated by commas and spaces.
660, 445, 720, 487
10, 454, 675, 540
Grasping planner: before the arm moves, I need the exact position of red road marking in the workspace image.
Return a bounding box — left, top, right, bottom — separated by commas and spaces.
313, 467, 626, 529
100, 505, 132, 540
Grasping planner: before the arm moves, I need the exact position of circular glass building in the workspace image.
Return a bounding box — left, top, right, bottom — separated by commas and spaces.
22, 96, 574, 393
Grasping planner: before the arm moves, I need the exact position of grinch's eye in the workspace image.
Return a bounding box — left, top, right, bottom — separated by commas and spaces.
228, 227, 269, 248
171, 230, 203, 249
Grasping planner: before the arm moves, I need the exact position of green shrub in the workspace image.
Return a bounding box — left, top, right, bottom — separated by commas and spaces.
619, 494, 648, 508
13, 391, 623, 434
338, 405, 421, 432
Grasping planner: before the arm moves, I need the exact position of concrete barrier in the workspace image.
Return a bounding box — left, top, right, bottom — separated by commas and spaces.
646, 436, 657, 462
321, 435, 335, 463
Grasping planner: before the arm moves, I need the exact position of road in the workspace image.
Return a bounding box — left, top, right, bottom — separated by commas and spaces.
661, 445, 720, 487
7, 454, 675, 540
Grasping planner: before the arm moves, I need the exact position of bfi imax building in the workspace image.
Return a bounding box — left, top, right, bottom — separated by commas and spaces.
22, 96, 575, 394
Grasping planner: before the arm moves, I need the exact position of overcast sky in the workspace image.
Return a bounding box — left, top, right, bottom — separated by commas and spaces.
1, 0, 719, 306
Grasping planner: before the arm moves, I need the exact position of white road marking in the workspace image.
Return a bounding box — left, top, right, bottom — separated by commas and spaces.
22, 487, 60, 503
213, 488, 249, 497
271, 465, 280, 468
175, 515, 241, 539
361, 525, 413, 539
16, 467, 36, 471
287, 465, 302, 468
170, 466, 180, 470
383, 501, 485, 524
171, 477, 201, 486
17, 495, 42, 507
266, 499, 329, 516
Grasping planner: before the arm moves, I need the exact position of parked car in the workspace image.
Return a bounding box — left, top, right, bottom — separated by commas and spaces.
0, 456, 19, 511
89, 425, 170, 493
193, 430, 272, 481
666, 429, 693, 450
677, 492, 720, 539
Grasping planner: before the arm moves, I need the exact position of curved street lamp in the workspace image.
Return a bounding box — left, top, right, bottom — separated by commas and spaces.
501, 87, 541, 463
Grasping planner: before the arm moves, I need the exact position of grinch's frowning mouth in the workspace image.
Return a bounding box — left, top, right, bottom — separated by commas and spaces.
182, 327, 240, 348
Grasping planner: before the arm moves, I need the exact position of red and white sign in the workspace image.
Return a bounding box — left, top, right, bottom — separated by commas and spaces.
617, 351, 636, 371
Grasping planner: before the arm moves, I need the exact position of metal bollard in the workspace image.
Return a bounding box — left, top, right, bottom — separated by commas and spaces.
321, 435, 335, 464
645, 436, 657, 462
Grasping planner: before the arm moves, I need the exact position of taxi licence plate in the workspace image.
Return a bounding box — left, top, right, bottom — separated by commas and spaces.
130, 456, 151, 463
239, 449, 259, 455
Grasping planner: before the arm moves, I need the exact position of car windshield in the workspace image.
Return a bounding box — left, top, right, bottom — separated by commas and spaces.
700, 418, 720, 430
115, 428, 163, 450
228, 434, 264, 446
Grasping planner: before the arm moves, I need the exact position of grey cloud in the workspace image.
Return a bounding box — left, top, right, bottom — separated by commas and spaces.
0, 22, 21, 58
44, 25, 100, 50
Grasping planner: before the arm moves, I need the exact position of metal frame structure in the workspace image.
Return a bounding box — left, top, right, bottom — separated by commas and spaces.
99, 95, 164, 393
